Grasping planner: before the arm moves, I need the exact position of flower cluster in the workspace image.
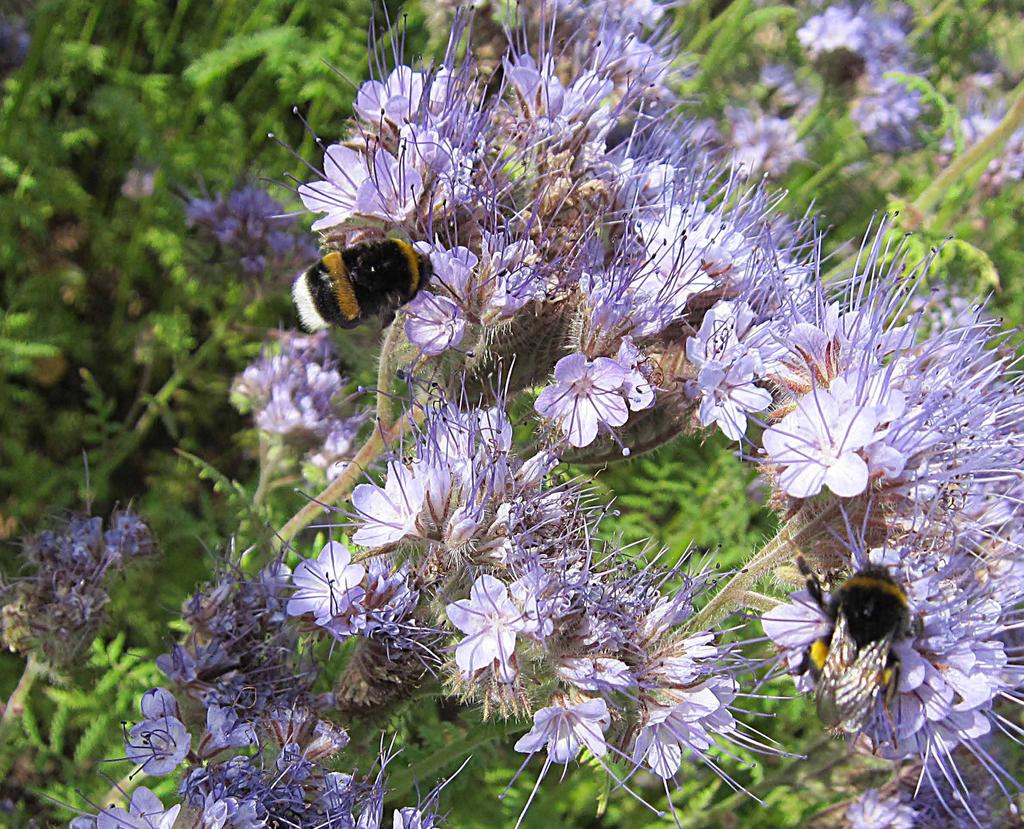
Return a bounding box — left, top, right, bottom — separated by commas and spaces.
764, 521, 1024, 803
324, 392, 763, 823
798, 3, 926, 153
843, 788, 916, 829
186, 185, 317, 278
71, 686, 451, 829
725, 106, 807, 179
231, 329, 368, 479
157, 556, 314, 719
757, 234, 1024, 518
1, 509, 156, 667
292, 2, 811, 458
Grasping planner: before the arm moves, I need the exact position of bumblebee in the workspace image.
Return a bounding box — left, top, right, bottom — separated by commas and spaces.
292, 238, 432, 331
797, 557, 914, 734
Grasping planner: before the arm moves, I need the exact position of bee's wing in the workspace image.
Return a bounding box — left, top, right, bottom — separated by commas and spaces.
815, 614, 892, 733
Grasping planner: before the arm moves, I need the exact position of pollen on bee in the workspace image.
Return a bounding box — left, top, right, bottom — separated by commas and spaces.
810, 639, 829, 670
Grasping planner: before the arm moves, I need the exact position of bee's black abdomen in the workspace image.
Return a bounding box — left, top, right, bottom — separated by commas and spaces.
292, 238, 431, 332
342, 239, 427, 318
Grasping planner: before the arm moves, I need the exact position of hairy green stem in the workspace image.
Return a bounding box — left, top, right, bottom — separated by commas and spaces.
0, 656, 44, 778
912, 78, 1024, 217
685, 499, 839, 633
252, 436, 280, 509
375, 322, 407, 431
1, 655, 41, 728
275, 408, 424, 548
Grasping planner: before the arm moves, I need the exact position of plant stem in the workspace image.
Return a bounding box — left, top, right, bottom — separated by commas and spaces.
0, 655, 44, 777
375, 322, 406, 431
252, 436, 277, 509
912, 78, 1024, 217
93, 321, 228, 486
1, 655, 42, 729
685, 499, 839, 633
275, 408, 424, 548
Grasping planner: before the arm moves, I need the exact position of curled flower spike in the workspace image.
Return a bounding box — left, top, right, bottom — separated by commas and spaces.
2, 509, 156, 668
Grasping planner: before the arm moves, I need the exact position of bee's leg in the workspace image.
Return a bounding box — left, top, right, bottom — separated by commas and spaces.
797, 555, 827, 611
380, 308, 397, 328
881, 661, 901, 748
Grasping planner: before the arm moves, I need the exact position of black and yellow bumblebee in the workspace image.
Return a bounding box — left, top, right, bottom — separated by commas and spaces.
797, 557, 914, 734
292, 238, 432, 331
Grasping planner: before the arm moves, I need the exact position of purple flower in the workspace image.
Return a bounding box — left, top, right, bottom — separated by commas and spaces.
201, 705, 258, 756
404, 291, 466, 356
852, 78, 925, 154
557, 657, 635, 692
798, 5, 869, 61
845, 788, 916, 829
103, 510, 155, 561
727, 107, 806, 178
71, 787, 181, 829
356, 147, 424, 223
361, 558, 420, 641
686, 301, 773, 440
186, 186, 315, 276
231, 330, 367, 474
125, 687, 191, 775
309, 416, 364, 478
447, 574, 527, 683
798, 4, 908, 80
615, 337, 656, 412
513, 698, 610, 764
0, 17, 30, 73
287, 541, 367, 637
297, 144, 370, 231
351, 461, 426, 547
761, 384, 892, 498
631, 675, 737, 779
355, 66, 427, 125
534, 353, 630, 448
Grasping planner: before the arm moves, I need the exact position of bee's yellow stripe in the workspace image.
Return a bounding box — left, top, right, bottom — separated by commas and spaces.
810, 639, 830, 670
392, 239, 421, 293
842, 575, 908, 606
322, 252, 360, 322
